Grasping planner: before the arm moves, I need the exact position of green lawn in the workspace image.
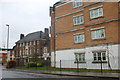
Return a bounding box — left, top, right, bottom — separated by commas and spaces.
14, 66, 120, 73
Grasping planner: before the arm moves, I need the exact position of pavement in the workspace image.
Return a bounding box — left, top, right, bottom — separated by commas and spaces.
1, 66, 120, 79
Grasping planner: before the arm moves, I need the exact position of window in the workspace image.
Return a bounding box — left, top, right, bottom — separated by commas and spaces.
0, 54, 2, 57
20, 50, 22, 56
26, 42, 28, 46
75, 53, 85, 62
74, 33, 85, 43
44, 47, 48, 53
93, 51, 106, 61
34, 41, 36, 45
73, 0, 82, 8
30, 42, 32, 46
91, 29, 105, 40
30, 49, 32, 55
23, 43, 25, 46
20, 43, 22, 47
37, 49, 39, 53
26, 49, 28, 55
74, 15, 84, 25
37, 40, 39, 45
90, 7, 103, 19
0, 58, 2, 61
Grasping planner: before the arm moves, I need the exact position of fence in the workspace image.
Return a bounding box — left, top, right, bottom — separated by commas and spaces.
16, 57, 119, 72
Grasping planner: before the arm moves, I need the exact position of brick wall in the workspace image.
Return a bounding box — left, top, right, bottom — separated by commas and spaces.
50, 2, 119, 50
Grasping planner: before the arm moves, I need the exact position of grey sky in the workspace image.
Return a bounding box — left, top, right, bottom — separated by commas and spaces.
0, 0, 59, 49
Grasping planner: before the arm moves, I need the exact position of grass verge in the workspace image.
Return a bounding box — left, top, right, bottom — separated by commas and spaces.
14, 66, 120, 73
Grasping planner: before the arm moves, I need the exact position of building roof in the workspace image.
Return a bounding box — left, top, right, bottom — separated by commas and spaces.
53, 0, 66, 7
16, 31, 45, 43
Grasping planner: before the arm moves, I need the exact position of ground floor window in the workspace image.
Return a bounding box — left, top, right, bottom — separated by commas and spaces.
93, 51, 106, 61
75, 53, 85, 62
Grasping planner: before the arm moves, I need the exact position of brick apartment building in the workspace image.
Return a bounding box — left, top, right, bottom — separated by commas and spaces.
50, 1, 120, 69
0, 48, 11, 65
15, 28, 50, 66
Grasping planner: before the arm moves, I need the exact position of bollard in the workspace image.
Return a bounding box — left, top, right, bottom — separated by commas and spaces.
60, 60, 61, 72
76, 59, 79, 72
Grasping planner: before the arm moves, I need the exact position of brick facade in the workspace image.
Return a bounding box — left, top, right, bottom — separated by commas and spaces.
51, 2, 119, 50
50, 1, 120, 69
15, 28, 50, 66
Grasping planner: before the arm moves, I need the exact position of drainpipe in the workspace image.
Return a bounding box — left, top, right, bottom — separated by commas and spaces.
53, 5, 56, 68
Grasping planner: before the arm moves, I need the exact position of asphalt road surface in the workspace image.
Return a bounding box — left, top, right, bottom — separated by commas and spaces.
1, 69, 119, 80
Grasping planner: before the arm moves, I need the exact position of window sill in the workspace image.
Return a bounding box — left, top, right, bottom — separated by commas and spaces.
73, 23, 84, 26
73, 5, 83, 9
92, 61, 107, 63
90, 16, 104, 20
74, 42, 85, 44
92, 38, 106, 41
74, 61, 86, 63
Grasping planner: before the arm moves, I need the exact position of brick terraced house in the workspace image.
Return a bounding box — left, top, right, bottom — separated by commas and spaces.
50, 0, 120, 69
15, 28, 50, 66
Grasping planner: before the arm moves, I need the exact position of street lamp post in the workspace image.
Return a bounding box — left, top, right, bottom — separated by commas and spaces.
6, 24, 9, 61
6, 24, 9, 50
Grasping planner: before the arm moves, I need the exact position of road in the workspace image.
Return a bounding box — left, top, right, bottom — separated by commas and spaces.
0, 67, 119, 80
1, 70, 119, 80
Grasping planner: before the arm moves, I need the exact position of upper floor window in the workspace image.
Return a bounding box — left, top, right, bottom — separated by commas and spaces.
37, 40, 39, 45
73, 0, 83, 8
23, 43, 25, 46
93, 51, 106, 61
0, 58, 2, 61
90, 7, 103, 19
74, 15, 84, 25
20, 50, 22, 56
34, 41, 36, 45
30, 42, 32, 46
20, 43, 22, 47
0, 54, 2, 57
26, 42, 28, 46
91, 28, 105, 40
75, 53, 85, 62
74, 33, 85, 43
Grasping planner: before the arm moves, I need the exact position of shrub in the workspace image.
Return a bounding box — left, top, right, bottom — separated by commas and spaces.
25, 62, 44, 67
6, 60, 16, 68
37, 63, 43, 67
25, 62, 37, 67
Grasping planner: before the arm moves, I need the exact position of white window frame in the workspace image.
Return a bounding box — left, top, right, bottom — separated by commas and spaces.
74, 15, 84, 25
37, 48, 39, 53
37, 40, 39, 45
20, 50, 22, 56
26, 42, 28, 46
26, 49, 28, 55
73, 0, 83, 8
30, 42, 32, 46
34, 41, 36, 45
23, 43, 25, 46
74, 33, 85, 43
91, 28, 105, 40
90, 7, 103, 19
20, 43, 22, 47
0, 58, 2, 61
29, 49, 32, 55
75, 53, 85, 62
93, 51, 106, 61
0, 54, 2, 57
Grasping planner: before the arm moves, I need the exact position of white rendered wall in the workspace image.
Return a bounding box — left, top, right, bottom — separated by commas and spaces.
51, 44, 119, 70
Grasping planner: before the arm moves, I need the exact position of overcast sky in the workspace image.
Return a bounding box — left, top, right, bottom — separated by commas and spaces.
0, 0, 59, 49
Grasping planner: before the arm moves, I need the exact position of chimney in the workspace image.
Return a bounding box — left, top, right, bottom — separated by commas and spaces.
20, 34, 24, 39
44, 28, 49, 37
40, 31, 43, 38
